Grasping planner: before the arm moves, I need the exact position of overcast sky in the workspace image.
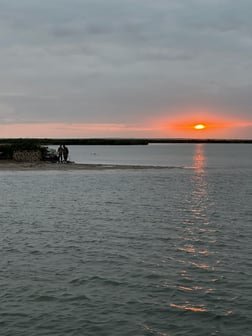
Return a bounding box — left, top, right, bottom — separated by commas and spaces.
1, 0, 252, 138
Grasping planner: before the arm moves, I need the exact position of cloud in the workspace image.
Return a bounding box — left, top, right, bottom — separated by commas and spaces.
0, 0, 251, 137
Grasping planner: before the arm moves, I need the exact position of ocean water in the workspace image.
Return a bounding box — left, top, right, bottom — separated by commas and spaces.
53, 143, 252, 168
0, 144, 252, 336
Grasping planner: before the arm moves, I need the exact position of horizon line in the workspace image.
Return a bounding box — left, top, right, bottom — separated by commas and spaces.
0, 137, 252, 144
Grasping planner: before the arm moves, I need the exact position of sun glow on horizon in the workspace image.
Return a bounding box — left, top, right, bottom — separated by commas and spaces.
150, 106, 252, 138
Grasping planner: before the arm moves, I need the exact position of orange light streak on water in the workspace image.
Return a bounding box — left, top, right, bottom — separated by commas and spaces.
178, 246, 196, 253
179, 286, 193, 291
170, 303, 208, 312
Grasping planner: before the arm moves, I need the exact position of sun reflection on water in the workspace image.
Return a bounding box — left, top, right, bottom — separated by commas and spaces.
193, 143, 206, 172
191, 144, 209, 226
171, 144, 217, 314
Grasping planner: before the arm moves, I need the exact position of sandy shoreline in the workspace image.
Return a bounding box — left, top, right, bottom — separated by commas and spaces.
0, 160, 172, 171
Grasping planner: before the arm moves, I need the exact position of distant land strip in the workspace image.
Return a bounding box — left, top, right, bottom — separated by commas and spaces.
0, 138, 252, 145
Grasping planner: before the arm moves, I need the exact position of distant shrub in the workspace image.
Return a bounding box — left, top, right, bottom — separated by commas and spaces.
0, 144, 13, 159
0, 140, 49, 160
11, 140, 41, 152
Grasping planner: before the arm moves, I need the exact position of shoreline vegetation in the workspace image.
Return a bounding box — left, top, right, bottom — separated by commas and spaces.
0, 138, 252, 146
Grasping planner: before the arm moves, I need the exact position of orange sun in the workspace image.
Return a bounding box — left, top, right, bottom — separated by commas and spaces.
194, 123, 206, 130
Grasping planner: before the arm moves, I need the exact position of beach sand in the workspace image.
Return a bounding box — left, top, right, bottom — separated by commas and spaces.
0, 160, 169, 171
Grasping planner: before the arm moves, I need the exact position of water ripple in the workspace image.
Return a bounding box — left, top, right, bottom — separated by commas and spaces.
0, 163, 251, 335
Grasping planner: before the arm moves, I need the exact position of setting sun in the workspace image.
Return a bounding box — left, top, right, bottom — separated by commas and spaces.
194, 124, 206, 130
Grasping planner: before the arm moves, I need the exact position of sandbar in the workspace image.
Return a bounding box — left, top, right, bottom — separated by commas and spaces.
0, 160, 171, 171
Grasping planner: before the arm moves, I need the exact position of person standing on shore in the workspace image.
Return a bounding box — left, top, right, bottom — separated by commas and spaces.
57, 144, 63, 163
63, 144, 69, 163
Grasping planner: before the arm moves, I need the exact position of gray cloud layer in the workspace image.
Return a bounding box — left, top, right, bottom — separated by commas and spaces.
0, 0, 252, 129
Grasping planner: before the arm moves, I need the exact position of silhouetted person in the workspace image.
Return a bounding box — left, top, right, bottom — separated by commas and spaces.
63, 144, 69, 163
57, 144, 63, 163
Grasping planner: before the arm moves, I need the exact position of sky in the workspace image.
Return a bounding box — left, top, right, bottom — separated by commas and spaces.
0, 0, 252, 139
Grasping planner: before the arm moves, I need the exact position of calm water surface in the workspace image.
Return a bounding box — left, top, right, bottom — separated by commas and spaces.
61, 143, 252, 168
0, 144, 252, 335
